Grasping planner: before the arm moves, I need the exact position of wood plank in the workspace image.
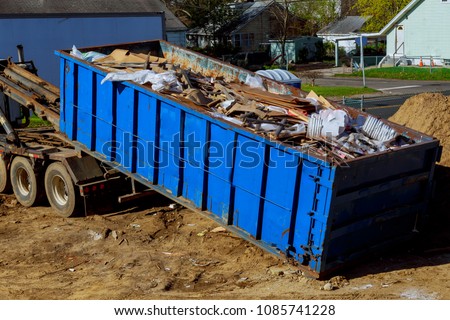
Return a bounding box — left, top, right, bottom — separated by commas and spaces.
228, 83, 311, 105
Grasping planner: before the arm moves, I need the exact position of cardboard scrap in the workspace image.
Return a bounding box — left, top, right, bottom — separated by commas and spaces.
226, 102, 266, 118
94, 49, 166, 67
184, 88, 213, 106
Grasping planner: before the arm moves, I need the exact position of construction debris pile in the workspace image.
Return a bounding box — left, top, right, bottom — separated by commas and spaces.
72, 47, 417, 164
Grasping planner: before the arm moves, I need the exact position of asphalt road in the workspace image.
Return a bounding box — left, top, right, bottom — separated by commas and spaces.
316, 76, 450, 95
342, 94, 413, 119
316, 76, 450, 118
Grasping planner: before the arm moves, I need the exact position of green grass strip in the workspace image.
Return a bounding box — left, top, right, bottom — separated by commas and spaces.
336, 67, 450, 81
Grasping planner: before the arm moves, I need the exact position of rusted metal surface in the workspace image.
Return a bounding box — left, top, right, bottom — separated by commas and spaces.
4, 67, 60, 105
0, 127, 80, 162
48, 149, 81, 162
159, 41, 304, 97
63, 40, 306, 98
0, 74, 60, 130
7, 60, 59, 97
16, 130, 70, 147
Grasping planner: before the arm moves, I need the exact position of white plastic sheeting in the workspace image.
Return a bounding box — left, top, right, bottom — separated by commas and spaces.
100, 70, 183, 93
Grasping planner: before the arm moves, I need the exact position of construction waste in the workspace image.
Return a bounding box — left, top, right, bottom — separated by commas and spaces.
71, 47, 419, 165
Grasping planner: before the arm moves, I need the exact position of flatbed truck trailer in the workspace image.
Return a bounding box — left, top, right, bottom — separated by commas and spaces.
0, 57, 148, 217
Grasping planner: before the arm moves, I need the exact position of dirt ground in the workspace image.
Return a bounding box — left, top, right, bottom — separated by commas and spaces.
1, 93, 449, 300
0, 190, 448, 300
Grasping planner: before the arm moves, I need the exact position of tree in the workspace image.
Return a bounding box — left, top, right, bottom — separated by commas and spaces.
164, 0, 240, 49
353, 0, 410, 32
269, 0, 305, 65
270, 0, 291, 65
291, 0, 340, 36
340, 0, 358, 15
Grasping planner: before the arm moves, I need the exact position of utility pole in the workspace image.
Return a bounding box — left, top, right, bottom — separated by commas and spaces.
360, 34, 366, 87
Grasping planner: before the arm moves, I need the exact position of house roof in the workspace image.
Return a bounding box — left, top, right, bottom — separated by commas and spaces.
187, 0, 276, 36
227, 0, 275, 34
0, 0, 187, 31
317, 16, 369, 36
331, 0, 423, 40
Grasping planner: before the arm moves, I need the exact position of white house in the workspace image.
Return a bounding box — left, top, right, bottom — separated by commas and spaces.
0, 0, 187, 84
340, 0, 450, 67
376, 0, 450, 66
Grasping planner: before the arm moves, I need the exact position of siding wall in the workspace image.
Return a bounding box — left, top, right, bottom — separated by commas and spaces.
386, 0, 450, 60
0, 16, 165, 85
167, 31, 187, 47
236, 11, 274, 51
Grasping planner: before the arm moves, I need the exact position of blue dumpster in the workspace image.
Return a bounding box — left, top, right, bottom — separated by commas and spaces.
56, 40, 440, 278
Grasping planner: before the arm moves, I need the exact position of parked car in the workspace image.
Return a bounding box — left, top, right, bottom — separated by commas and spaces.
347, 47, 385, 57
343, 47, 386, 68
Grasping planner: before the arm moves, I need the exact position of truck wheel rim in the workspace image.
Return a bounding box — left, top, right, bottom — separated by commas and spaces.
51, 175, 68, 206
17, 168, 31, 196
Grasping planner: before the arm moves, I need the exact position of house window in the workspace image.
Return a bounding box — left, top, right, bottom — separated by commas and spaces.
249, 33, 255, 47
234, 34, 241, 47
233, 33, 255, 49
242, 33, 249, 48
239, 33, 255, 49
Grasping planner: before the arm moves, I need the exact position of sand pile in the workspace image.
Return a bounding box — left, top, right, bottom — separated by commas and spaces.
390, 93, 450, 253
389, 93, 450, 167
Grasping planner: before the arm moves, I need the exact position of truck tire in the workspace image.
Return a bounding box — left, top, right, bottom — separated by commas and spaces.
0, 156, 12, 193
10, 156, 44, 207
45, 162, 79, 217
